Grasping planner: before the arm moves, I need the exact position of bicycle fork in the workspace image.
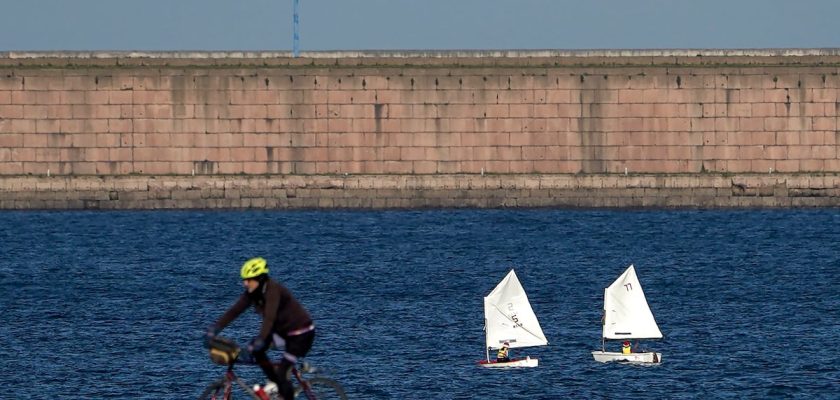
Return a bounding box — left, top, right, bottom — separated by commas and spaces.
292, 368, 316, 400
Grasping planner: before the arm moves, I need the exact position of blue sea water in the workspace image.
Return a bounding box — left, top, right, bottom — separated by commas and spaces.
1, 209, 839, 399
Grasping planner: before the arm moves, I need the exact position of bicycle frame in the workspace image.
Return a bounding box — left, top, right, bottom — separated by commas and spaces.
203, 360, 318, 400
203, 337, 344, 400
219, 364, 260, 400
291, 366, 316, 400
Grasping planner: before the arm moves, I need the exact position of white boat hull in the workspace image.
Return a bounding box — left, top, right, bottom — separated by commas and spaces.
478, 356, 539, 368
592, 351, 661, 364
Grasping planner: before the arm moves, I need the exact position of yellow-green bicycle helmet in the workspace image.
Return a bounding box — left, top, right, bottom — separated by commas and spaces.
240, 257, 269, 279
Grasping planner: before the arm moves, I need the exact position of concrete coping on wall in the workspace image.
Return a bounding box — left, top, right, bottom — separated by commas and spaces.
4, 49, 840, 58
3, 49, 840, 67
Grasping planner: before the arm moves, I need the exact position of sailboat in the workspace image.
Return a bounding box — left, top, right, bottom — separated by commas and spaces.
478, 269, 548, 368
592, 264, 663, 364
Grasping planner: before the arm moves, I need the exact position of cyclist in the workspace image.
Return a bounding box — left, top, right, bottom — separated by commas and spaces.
206, 257, 315, 400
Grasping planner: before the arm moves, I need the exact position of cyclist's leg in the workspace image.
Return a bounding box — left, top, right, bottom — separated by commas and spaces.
253, 347, 286, 395
277, 330, 315, 400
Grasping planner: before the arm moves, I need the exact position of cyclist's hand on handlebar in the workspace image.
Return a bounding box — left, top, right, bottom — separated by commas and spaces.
203, 326, 219, 347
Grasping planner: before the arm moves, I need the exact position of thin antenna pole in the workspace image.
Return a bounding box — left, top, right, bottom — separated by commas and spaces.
293, 0, 300, 57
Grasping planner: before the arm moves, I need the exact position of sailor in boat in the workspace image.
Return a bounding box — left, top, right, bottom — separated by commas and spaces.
496, 341, 511, 362
621, 341, 632, 355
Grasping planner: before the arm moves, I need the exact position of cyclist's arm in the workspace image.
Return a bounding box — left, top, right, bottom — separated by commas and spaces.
257, 284, 282, 340
214, 293, 250, 331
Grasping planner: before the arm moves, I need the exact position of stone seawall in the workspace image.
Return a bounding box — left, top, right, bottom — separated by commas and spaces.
2, 174, 838, 209
1, 50, 839, 209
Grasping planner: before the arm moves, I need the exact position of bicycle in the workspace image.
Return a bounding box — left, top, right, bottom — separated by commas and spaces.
200, 337, 347, 400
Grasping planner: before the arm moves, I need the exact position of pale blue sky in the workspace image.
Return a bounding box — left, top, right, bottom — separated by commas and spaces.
2, 0, 839, 51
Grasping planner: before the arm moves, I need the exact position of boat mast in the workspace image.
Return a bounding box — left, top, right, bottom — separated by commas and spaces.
600, 305, 606, 352
484, 318, 490, 362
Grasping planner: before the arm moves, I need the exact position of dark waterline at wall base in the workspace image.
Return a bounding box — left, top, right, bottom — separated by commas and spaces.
1, 173, 838, 209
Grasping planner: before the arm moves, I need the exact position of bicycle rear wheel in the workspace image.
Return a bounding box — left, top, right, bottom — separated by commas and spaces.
293, 377, 348, 400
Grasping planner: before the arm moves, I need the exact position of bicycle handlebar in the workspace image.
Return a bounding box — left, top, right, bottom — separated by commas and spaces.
208, 336, 320, 372
234, 350, 258, 365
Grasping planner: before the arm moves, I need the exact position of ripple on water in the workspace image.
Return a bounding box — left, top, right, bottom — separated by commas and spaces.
1, 209, 838, 399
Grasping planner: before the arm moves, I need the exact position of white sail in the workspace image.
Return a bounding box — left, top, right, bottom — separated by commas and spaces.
484, 269, 548, 349
602, 265, 662, 340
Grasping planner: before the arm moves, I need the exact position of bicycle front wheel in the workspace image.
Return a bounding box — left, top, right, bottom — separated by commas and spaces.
293, 377, 348, 400
199, 376, 262, 400
198, 378, 227, 400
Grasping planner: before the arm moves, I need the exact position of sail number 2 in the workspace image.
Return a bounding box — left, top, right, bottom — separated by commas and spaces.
623, 283, 633, 291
